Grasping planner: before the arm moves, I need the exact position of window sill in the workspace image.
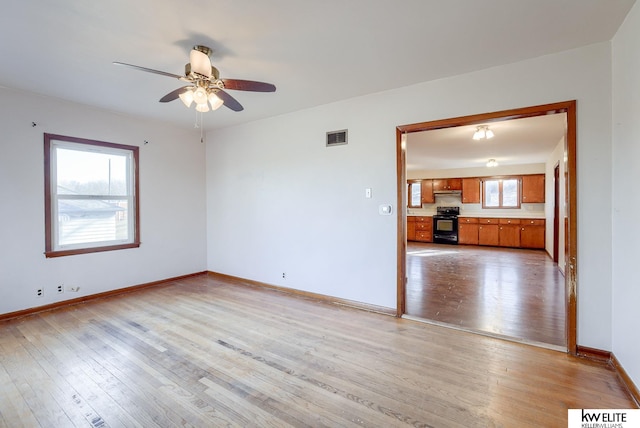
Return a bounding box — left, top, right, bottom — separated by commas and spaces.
45, 242, 140, 258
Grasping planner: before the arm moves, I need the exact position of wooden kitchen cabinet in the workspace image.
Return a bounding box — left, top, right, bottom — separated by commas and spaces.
433, 178, 462, 192
421, 179, 434, 204
407, 216, 416, 241
458, 217, 479, 245
520, 219, 545, 249
414, 216, 433, 242
478, 218, 499, 246
498, 219, 521, 247
462, 178, 480, 204
522, 174, 545, 203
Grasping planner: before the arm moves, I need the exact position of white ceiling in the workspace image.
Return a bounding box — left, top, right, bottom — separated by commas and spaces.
0, 1, 634, 131
407, 113, 567, 171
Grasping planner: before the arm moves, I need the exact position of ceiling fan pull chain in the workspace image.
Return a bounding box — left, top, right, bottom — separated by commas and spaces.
200, 112, 205, 143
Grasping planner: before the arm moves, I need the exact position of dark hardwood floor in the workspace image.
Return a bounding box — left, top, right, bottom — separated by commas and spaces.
0, 274, 635, 427
406, 242, 566, 347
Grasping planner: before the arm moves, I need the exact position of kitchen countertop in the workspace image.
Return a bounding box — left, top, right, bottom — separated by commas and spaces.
407, 212, 545, 219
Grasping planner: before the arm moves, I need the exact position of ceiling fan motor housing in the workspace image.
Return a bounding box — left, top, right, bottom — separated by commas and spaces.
184, 63, 220, 81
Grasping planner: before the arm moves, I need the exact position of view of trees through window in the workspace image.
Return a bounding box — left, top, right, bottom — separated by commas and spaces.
483, 178, 520, 208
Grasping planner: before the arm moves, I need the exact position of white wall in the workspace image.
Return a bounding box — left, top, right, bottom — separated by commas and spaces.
0, 88, 207, 315
407, 163, 545, 179
612, 0, 640, 394
207, 42, 615, 349
545, 137, 566, 274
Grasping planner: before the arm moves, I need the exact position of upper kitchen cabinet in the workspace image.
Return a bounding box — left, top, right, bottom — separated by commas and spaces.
433, 178, 462, 192
521, 174, 545, 203
461, 177, 480, 204
421, 179, 434, 204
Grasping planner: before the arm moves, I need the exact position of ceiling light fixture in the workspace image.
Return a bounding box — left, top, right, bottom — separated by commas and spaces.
179, 83, 224, 112
473, 125, 494, 140
486, 159, 499, 167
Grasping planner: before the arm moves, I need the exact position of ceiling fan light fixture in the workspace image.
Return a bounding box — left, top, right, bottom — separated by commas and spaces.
179, 89, 194, 107
189, 49, 212, 78
195, 102, 210, 113
193, 86, 208, 105
208, 92, 224, 110
114, 44, 275, 114
486, 158, 499, 167
485, 128, 494, 139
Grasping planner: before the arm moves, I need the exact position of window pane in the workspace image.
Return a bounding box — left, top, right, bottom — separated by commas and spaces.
410, 182, 421, 206
56, 148, 128, 196
57, 199, 130, 246
484, 180, 499, 207
502, 179, 519, 207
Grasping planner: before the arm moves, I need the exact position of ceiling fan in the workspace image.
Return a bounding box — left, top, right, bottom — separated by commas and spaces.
114, 45, 276, 113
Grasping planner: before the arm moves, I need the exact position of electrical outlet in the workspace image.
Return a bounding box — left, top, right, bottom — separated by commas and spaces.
36, 288, 43, 297
57, 284, 64, 294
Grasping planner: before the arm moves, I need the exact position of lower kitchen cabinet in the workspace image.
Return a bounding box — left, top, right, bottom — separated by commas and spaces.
478, 218, 499, 246
458, 218, 479, 245
414, 216, 545, 249
499, 219, 521, 247
408, 216, 432, 242
520, 219, 545, 249
407, 216, 416, 241
415, 216, 433, 242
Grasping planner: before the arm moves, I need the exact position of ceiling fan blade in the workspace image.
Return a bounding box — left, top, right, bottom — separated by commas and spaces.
216, 90, 244, 112
113, 62, 183, 80
221, 79, 276, 92
159, 86, 192, 103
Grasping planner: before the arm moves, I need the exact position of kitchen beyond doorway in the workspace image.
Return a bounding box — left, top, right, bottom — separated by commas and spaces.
396, 100, 577, 353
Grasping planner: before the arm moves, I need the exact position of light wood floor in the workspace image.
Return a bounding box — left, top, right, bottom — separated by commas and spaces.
0, 274, 635, 427
406, 242, 565, 347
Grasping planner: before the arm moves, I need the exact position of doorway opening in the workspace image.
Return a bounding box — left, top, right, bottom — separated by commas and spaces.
395, 101, 577, 354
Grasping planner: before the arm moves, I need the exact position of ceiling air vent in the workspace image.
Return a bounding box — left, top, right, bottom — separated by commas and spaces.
326, 129, 348, 147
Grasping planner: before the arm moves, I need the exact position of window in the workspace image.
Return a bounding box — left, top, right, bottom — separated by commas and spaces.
482, 177, 520, 209
407, 180, 422, 208
44, 134, 140, 257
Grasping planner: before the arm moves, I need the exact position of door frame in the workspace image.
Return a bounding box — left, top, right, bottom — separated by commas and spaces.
554, 162, 560, 264
395, 100, 578, 355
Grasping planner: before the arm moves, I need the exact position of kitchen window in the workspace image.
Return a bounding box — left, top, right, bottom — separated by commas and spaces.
44, 134, 140, 257
482, 178, 521, 209
407, 180, 422, 208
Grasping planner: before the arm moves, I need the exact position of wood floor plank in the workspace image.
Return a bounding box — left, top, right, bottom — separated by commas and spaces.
23, 311, 150, 428
0, 274, 636, 427
406, 242, 566, 346
0, 324, 78, 427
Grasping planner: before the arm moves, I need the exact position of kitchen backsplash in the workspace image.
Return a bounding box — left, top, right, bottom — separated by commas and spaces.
406, 194, 546, 218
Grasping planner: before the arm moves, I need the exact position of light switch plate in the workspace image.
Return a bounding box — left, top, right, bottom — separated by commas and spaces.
365, 188, 372, 198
